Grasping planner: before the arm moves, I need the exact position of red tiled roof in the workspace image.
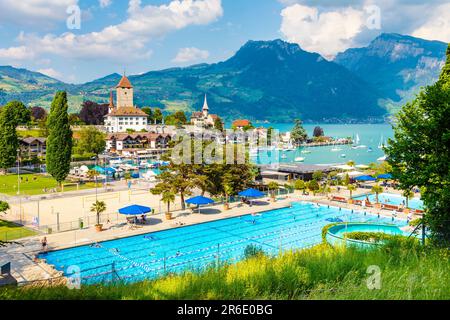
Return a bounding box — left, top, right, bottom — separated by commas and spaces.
116, 75, 133, 88
191, 112, 203, 118
233, 119, 251, 127
108, 107, 147, 116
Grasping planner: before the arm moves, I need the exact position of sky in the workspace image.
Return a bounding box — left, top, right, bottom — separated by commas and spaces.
0, 0, 449, 84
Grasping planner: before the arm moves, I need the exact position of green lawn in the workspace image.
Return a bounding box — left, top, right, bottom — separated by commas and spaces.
0, 220, 37, 241
17, 129, 43, 138
0, 174, 97, 196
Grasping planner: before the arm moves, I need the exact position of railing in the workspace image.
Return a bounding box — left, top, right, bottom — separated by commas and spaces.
2, 188, 295, 240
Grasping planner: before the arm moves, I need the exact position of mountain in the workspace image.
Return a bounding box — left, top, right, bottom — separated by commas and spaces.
0, 34, 447, 122
76, 39, 385, 122
334, 33, 448, 113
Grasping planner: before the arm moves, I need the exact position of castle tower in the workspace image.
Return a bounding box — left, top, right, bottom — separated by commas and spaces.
202, 94, 209, 117
116, 74, 134, 108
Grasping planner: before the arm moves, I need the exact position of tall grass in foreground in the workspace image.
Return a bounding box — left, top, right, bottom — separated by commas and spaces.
1, 239, 449, 300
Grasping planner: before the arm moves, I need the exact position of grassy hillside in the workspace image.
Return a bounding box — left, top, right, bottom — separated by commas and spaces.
1, 239, 448, 300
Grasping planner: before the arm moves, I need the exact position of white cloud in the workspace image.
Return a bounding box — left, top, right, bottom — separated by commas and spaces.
0, 46, 35, 60
173, 47, 210, 63
99, 0, 112, 8
37, 68, 62, 79
280, 4, 365, 58
279, 1, 450, 58
0, 0, 78, 27
412, 3, 450, 43
0, 0, 223, 62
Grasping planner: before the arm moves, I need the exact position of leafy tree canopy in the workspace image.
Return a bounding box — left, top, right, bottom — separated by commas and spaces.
385, 43, 450, 246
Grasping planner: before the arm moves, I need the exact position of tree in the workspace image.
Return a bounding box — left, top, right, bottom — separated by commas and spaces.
90, 200, 106, 226
87, 169, 100, 181
313, 126, 324, 137
79, 101, 108, 125
46, 92, 73, 186
343, 173, 350, 186
403, 189, 414, 209
293, 179, 306, 191
8, 101, 31, 125
30, 106, 47, 121
267, 182, 279, 201
266, 127, 274, 145
347, 184, 356, 198
385, 44, 450, 246
0, 201, 9, 214
151, 183, 175, 214
0, 101, 21, 173
214, 117, 224, 132
308, 180, 320, 195
153, 108, 163, 124
312, 171, 323, 181
371, 184, 384, 203
141, 107, 153, 123
291, 119, 308, 146
68, 114, 84, 125
161, 191, 176, 214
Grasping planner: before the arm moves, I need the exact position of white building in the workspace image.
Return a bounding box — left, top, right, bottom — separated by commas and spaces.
104, 75, 148, 133
190, 95, 220, 128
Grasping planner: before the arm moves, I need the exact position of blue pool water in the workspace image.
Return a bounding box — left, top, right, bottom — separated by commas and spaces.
40, 202, 407, 284
331, 224, 404, 237
354, 193, 424, 210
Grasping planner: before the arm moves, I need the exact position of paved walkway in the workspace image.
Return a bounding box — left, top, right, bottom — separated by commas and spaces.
1, 194, 306, 284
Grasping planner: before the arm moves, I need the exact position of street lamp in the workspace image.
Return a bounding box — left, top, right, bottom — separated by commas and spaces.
16, 148, 22, 223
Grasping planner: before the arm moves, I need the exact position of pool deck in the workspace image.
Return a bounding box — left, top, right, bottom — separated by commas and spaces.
0, 188, 418, 285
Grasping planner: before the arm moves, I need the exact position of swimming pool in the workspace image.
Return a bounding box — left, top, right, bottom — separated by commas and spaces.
40, 202, 407, 285
326, 223, 405, 249
354, 193, 423, 210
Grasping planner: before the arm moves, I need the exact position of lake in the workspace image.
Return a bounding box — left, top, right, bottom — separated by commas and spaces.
247, 123, 394, 165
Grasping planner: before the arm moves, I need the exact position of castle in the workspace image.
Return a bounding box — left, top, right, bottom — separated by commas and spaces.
104, 75, 148, 133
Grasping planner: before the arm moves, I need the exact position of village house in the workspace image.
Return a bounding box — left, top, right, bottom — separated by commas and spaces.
105, 133, 171, 155
232, 119, 252, 130
19, 137, 46, 158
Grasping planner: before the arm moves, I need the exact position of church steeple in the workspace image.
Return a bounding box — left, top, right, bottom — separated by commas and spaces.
202, 94, 209, 117
108, 90, 115, 112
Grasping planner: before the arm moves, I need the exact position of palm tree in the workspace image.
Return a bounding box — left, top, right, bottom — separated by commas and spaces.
347, 184, 356, 199
403, 189, 414, 208
223, 183, 234, 209
268, 182, 280, 201
161, 191, 175, 216
371, 184, 384, 203
87, 169, 99, 183
90, 200, 106, 226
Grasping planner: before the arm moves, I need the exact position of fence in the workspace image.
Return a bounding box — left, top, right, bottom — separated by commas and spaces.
28, 222, 318, 287
3, 188, 295, 238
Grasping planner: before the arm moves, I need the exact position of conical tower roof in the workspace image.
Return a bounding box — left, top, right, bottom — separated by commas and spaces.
202, 94, 209, 111
116, 74, 133, 88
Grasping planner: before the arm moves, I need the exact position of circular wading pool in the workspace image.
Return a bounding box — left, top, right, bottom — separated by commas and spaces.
326, 223, 404, 248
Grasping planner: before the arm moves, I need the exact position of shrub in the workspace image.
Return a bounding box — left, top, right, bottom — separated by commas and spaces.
244, 244, 265, 260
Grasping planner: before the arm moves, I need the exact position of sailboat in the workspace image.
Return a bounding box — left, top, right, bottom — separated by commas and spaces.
352, 133, 367, 149
378, 136, 386, 149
